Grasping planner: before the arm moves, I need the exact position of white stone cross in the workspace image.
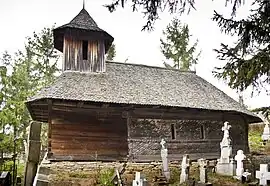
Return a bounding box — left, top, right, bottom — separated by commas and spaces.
160, 139, 170, 180
256, 164, 270, 186
180, 154, 190, 184
132, 172, 147, 186
160, 138, 166, 149
222, 121, 231, 139
234, 150, 246, 178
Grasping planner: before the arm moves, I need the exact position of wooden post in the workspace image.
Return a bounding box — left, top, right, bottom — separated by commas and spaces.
47, 99, 52, 158
23, 121, 41, 186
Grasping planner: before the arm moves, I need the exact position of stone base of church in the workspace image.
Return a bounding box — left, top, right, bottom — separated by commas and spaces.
216, 162, 236, 176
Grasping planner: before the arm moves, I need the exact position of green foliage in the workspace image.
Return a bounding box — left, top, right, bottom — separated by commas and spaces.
106, 43, 116, 61
213, 0, 270, 114
98, 169, 114, 186
160, 17, 201, 71
248, 124, 265, 154
0, 26, 59, 158
104, 0, 243, 30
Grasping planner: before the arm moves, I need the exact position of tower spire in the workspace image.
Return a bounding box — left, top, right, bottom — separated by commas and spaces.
83, 0, 85, 9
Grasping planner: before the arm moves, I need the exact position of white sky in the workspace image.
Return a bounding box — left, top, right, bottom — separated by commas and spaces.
0, 0, 269, 109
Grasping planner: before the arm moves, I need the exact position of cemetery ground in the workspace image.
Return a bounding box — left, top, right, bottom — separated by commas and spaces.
36, 123, 269, 186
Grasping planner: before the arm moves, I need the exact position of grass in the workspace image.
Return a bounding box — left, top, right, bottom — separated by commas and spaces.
248, 124, 265, 154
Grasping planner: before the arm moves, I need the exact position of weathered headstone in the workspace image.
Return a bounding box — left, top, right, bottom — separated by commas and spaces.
255, 164, 270, 186
262, 123, 270, 142
198, 158, 208, 184
257, 112, 270, 142
216, 121, 236, 176
132, 172, 147, 186
234, 150, 246, 179
180, 154, 190, 184
160, 139, 170, 180
23, 121, 42, 186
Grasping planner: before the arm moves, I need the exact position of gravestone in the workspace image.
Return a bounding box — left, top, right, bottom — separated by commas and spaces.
180, 154, 190, 184
132, 172, 147, 186
257, 112, 270, 142
216, 122, 236, 176
234, 150, 246, 179
255, 164, 270, 186
262, 123, 270, 142
160, 139, 170, 180
198, 158, 208, 183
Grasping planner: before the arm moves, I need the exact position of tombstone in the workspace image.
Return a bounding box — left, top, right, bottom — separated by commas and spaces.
234, 150, 246, 179
262, 123, 270, 142
198, 158, 208, 184
132, 172, 147, 186
180, 154, 190, 184
255, 164, 270, 186
216, 122, 236, 176
160, 139, 170, 180
257, 112, 270, 142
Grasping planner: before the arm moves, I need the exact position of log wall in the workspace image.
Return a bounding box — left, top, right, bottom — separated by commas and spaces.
128, 113, 249, 162
50, 112, 128, 161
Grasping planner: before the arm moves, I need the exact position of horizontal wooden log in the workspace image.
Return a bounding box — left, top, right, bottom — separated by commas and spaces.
49, 154, 128, 161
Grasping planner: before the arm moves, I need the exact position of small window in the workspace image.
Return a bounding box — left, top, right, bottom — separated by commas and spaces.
171, 124, 176, 140
200, 125, 204, 139
82, 40, 88, 60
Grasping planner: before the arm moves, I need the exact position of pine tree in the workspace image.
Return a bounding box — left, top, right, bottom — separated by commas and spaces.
160, 18, 200, 71
106, 43, 116, 61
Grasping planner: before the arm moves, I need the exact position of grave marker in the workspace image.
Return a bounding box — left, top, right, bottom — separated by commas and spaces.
216, 122, 236, 176
180, 154, 190, 184
234, 150, 246, 178
160, 139, 170, 180
132, 172, 147, 186
256, 164, 270, 186
198, 158, 209, 184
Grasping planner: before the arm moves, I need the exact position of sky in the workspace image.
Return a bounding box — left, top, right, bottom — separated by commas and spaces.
0, 0, 269, 109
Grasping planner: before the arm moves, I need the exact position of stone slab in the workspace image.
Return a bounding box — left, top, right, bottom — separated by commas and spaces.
216, 162, 236, 176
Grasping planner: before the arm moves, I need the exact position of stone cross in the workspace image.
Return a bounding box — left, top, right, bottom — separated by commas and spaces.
221, 121, 231, 143
160, 139, 166, 149
219, 121, 232, 164
132, 172, 147, 186
160, 139, 170, 180
180, 154, 190, 184
234, 150, 246, 178
256, 164, 270, 186
198, 158, 209, 184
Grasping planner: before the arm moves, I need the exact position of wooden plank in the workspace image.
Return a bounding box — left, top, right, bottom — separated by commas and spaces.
47, 99, 52, 156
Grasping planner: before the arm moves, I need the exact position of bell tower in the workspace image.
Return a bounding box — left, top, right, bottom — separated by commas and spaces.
53, 7, 114, 72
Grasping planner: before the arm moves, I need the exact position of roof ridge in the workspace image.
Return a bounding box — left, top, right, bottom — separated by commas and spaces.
106, 61, 196, 74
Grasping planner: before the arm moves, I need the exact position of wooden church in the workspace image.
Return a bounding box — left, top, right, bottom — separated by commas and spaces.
26, 7, 260, 162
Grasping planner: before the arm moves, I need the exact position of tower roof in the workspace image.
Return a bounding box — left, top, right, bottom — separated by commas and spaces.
53, 8, 114, 52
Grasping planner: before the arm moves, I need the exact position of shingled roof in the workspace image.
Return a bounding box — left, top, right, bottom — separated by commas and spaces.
53, 8, 113, 52
27, 62, 260, 122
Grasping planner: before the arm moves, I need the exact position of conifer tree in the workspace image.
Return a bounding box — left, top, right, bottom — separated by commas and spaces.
160, 18, 200, 71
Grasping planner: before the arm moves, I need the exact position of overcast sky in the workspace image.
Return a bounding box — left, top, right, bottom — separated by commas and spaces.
0, 0, 269, 109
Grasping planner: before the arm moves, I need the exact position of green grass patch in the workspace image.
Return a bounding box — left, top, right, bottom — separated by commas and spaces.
249, 124, 265, 154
